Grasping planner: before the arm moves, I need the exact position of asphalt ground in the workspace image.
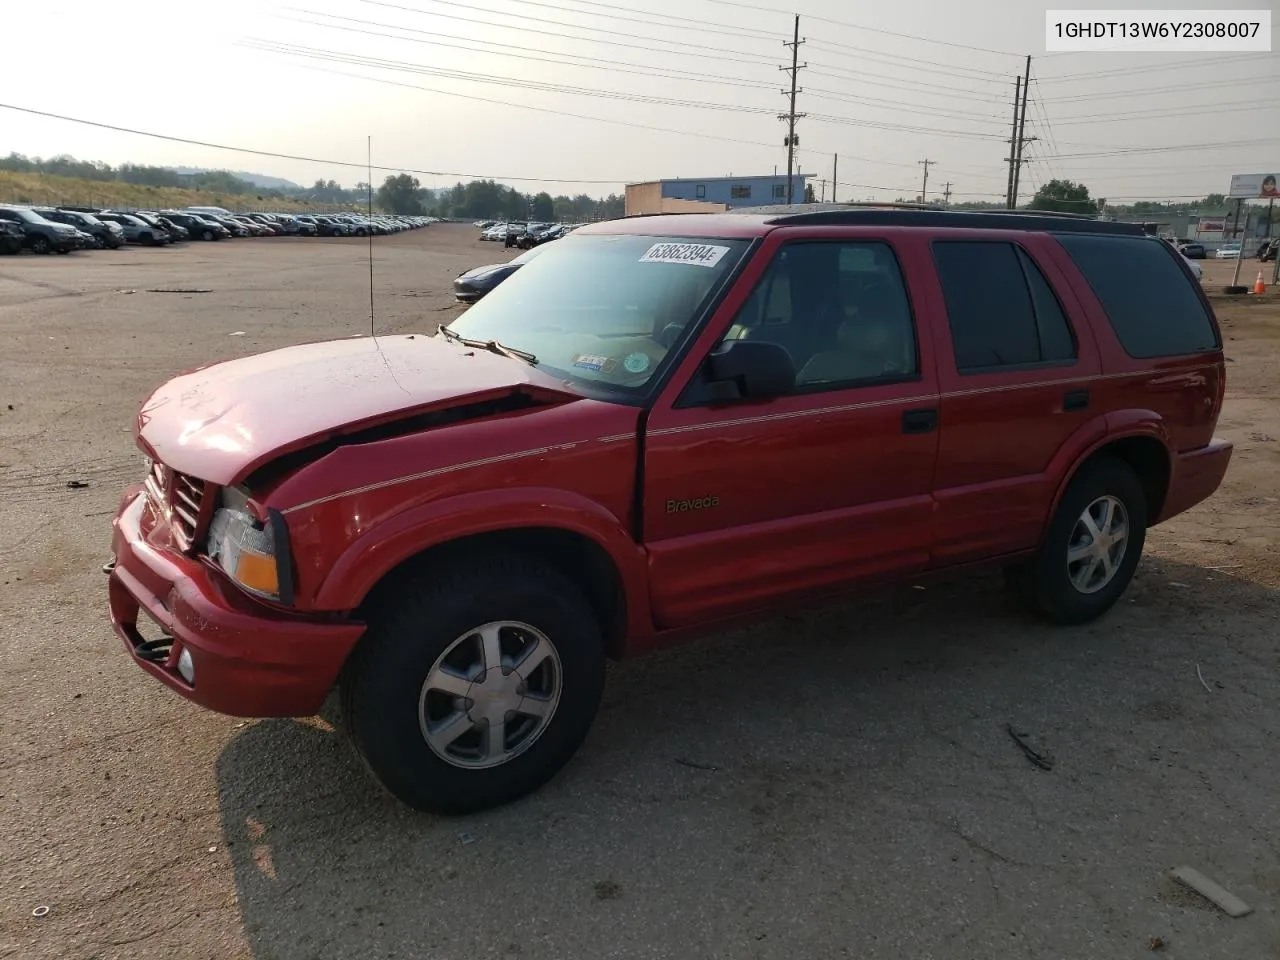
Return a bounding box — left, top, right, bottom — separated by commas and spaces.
1, 225, 1278, 960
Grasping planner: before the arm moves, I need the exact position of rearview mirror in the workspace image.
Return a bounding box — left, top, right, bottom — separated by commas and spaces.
705, 339, 795, 400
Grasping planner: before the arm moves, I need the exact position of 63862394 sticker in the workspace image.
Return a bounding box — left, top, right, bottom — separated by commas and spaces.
638, 242, 731, 268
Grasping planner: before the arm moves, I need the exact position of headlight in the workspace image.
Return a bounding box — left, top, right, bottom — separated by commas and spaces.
207, 488, 290, 602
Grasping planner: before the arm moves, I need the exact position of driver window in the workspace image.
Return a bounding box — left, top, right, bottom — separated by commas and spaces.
719, 240, 919, 391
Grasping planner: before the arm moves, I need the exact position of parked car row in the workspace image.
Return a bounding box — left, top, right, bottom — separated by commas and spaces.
0, 204, 434, 254
454, 219, 581, 302
476, 220, 584, 246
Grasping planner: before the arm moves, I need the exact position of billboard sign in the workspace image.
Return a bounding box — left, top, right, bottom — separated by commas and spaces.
1228, 173, 1279, 199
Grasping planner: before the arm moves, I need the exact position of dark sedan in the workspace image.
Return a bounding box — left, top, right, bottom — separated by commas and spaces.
453, 243, 550, 303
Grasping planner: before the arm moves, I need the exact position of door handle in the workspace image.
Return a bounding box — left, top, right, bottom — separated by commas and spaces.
901, 408, 938, 434
1063, 389, 1089, 412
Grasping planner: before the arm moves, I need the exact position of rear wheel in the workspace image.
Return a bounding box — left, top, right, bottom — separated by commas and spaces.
1006, 457, 1148, 624
340, 551, 606, 814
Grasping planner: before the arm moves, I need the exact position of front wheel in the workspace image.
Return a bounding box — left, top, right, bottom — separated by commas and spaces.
340, 552, 606, 814
30, 235, 50, 255
1007, 456, 1148, 625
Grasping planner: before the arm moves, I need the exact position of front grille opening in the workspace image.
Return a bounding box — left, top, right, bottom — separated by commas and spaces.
143, 459, 211, 552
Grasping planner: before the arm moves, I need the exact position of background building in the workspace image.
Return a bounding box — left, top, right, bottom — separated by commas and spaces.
625, 174, 814, 216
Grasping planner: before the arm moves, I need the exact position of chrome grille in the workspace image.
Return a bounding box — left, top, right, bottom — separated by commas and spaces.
144, 459, 208, 550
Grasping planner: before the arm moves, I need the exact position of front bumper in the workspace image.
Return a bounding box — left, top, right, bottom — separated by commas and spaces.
108, 488, 365, 717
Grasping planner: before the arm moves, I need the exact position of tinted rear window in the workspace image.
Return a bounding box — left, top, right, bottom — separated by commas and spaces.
1056, 235, 1218, 358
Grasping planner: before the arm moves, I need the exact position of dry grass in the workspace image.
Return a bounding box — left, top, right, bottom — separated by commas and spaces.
0, 171, 332, 212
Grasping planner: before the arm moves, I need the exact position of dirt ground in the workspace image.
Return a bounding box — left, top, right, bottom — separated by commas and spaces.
1, 226, 1278, 960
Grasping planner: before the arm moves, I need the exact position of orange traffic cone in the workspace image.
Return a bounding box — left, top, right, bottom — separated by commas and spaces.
1255, 270, 1267, 295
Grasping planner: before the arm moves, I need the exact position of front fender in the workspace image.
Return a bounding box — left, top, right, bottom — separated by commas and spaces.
310, 486, 652, 633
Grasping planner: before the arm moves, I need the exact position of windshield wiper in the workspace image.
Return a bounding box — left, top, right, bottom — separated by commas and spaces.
439, 326, 537, 364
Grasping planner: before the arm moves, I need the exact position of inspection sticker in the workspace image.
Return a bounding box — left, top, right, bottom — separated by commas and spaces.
572, 353, 613, 372
639, 242, 731, 268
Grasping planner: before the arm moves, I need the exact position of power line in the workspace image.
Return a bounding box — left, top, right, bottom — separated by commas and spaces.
357, 0, 773, 64
804, 88, 1005, 123
450, 0, 784, 42
274, 8, 776, 88
0, 102, 633, 184
697, 0, 1022, 58
246, 38, 1009, 143
805, 67, 1007, 104
1042, 74, 1275, 103
1053, 136, 1280, 160
1039, 51, 1275, 81
1053, 98, 1280, 125
547, 0, 781, 40
244, 39, 779, 116
806, 40, 1010, 83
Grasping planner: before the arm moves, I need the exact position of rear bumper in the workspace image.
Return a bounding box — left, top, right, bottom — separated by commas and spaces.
108, 489, 365, 717
1157, 438, 1233, 523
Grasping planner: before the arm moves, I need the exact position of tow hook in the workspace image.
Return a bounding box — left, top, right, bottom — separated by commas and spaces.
102, 557, 116, 575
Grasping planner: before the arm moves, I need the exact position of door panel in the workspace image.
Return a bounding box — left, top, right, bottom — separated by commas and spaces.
642, 235, 941, 630
923, 235, 1103, 564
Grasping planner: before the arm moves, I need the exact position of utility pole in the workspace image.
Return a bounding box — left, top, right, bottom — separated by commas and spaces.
819, 179, 827, 202
778, 15, 806, 205
1011, 55, 1034, 208
918, 158, 934, 204
832, 153, 837, 204
943, 182, 952, 205
1005, 76, 1021, 208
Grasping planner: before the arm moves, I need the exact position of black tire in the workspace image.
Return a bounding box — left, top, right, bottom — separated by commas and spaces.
340, 551, 606, 814
93, 235, 105, 249
202, 229, 214, 241
1009, 456, 1147, 625
30, 235, 50, 255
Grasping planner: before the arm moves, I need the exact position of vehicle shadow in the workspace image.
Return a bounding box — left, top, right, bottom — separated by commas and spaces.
216, 558, 1280, 960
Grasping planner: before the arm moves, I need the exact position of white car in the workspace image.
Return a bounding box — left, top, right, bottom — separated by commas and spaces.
1216, 245, 1242, 260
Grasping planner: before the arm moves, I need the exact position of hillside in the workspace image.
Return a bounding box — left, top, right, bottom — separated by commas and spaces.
170, 167, 302, 191
0, 171, 332, 212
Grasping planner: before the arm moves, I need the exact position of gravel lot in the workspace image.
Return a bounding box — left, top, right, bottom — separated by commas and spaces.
2, 226, 1278, 960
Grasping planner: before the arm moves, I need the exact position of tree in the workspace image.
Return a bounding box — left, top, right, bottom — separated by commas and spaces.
1028, 179, 1092, 213
376, 173, 424, 215
531, 191, 554, 222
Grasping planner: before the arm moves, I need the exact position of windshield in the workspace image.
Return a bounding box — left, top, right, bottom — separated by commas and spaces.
511, 244, 551, 266
8, 208, 53, 225
445, 233, 751, 394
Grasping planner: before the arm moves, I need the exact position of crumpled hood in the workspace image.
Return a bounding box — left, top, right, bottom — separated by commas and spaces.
137, 333, 578, 485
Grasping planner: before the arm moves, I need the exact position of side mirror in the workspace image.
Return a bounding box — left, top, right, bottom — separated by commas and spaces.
705, 339, 795, 400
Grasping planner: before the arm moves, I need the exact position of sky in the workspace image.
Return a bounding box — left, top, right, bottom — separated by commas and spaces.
2, 0, 1278, 202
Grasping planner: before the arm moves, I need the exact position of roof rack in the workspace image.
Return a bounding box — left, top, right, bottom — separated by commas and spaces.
763, 208, 1144, 235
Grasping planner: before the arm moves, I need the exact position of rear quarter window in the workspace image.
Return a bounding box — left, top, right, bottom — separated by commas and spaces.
1055, 234, 1219, 358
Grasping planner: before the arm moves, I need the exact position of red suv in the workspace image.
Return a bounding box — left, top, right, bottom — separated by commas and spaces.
108, 210, 1231, 813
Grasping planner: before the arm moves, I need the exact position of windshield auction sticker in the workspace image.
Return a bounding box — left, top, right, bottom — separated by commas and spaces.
639, 242, 731, 268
